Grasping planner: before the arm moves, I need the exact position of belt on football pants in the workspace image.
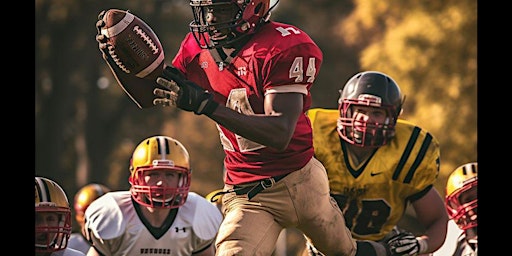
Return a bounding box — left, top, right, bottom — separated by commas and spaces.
233, 174, 288, 200
210, 174, 288, 201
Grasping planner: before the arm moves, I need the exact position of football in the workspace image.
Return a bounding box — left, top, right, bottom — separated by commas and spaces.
100, 9, 164, 81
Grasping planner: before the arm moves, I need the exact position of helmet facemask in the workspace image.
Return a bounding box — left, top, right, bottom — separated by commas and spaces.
446, 178, 477, 230
35, 177, 72, 253
35, 207, 72, 253
130, 162, 191, 209
337, 94, 399, 148
189, 0, 273, 49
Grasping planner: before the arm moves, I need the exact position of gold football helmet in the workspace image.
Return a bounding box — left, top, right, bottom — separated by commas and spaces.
73, 183, 110, 227
35, 176, 72, 253
445, 162, 477, 230
129, 136, 191, 209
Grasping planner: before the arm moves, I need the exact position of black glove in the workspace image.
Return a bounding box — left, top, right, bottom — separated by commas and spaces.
386, 232, 427, 256
154, 66, 219, 116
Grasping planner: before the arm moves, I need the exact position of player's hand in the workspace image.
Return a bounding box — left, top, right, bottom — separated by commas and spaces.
95, 10, 110, 60
154, 66, 219, 116
386, 232, 427, 256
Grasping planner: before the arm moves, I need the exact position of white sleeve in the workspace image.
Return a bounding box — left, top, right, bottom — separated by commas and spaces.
190, 193, 223, 240
84, 192, 129, 240
54, 248, 86, 256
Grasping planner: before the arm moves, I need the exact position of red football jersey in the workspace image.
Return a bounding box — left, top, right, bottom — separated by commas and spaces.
172, 21, 322, 184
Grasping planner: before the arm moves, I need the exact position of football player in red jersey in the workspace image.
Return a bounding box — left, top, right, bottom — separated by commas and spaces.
143, 0, 357, 255
305, 71, 449, 256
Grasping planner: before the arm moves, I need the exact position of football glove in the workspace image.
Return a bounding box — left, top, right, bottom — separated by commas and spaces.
154, 66, 219, 116
96, 10, 110, 60
386, 232, 428, 256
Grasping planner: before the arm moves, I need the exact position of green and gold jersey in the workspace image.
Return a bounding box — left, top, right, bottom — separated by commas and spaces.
307, 108, 440, 241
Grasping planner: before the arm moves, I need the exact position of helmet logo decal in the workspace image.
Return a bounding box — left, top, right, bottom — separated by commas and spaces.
357, 94, 382, 105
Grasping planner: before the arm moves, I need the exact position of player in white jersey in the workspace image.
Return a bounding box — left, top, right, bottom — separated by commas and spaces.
83, 136, 223, 256
36, 176, 85, 256
68, 183, 110, 254
445, 162, 477, 256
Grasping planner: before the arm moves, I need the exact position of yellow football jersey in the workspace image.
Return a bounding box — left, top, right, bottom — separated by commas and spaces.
307, 108, 440, 241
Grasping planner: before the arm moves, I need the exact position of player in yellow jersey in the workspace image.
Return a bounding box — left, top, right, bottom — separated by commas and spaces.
305, 71, 448, 256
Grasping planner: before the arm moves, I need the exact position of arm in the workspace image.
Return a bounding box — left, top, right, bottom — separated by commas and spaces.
209, 92, 303, 151
412, 187, 449, 253
154, 67, 304, 151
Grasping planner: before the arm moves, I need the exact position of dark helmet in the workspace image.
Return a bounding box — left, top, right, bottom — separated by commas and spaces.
189, 0, 279, 49
337, 71, 405, 147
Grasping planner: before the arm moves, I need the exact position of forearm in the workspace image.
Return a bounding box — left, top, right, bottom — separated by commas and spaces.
414, 188, 449, 253
209, 105, 294, 151
418, 219, 448, 253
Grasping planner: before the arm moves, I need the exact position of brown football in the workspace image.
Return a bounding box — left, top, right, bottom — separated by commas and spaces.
100, 9, 164, 81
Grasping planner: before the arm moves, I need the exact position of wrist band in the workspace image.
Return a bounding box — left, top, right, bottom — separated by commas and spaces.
416, 237, 429, 254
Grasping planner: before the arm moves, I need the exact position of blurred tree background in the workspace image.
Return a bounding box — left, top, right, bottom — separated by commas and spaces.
35, 0, 476, 254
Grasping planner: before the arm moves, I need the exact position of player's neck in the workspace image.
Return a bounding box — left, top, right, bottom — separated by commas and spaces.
141, 206, 171, 227
346, 144, 374, 166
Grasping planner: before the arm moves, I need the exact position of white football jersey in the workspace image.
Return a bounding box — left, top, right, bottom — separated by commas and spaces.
431, 219, 463, 256
84, 191, 223, 256
68, 233, 90, 254
50, 248, 85, 256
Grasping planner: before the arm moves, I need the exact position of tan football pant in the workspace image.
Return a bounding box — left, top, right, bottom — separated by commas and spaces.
215, 157, 357, 256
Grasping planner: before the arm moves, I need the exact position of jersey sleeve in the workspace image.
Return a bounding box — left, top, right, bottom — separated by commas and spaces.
189, 193, 223, 243
394, 120, 441, 199
83, 192, 133, 255
263, 46, 322, 96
